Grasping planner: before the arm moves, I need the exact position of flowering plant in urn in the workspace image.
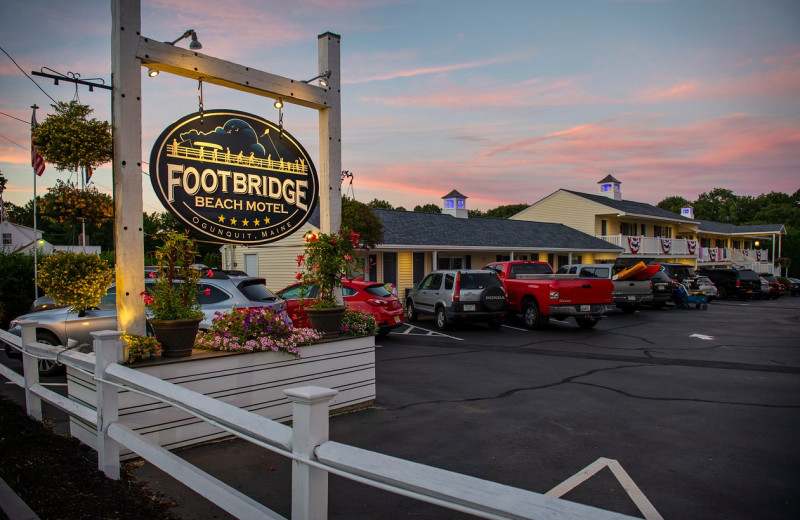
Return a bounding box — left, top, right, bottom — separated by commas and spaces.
295, 229, 360, 309
141, 231, 207, 320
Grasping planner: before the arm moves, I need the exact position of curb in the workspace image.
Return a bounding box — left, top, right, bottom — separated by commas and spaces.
0, 476, 39, 520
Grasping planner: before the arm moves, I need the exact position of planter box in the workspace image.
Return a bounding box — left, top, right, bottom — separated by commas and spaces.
69, 335, 375, 457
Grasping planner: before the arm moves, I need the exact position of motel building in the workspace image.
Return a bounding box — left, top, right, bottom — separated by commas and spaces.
221, 177, 786, 297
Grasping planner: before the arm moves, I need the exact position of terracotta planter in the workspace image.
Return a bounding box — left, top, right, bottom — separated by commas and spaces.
149, 318, 202, 358
306, 306, 346, 338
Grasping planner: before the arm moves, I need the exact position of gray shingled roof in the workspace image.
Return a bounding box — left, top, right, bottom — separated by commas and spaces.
373, 210, 621, 250
696, 220, 786, 235
310, 207, 621, 250
564, 190, 697, 223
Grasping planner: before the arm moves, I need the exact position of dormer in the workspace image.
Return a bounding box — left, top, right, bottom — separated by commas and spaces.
598, 175, 622, 201
681, 204, 695, 219
442, 189, 468, 218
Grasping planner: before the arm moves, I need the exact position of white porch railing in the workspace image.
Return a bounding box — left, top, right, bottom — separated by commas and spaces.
600, 235, 769, 264
0, 321, 659, 520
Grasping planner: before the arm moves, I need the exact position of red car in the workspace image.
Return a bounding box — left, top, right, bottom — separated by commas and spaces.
277, 278, 404, 336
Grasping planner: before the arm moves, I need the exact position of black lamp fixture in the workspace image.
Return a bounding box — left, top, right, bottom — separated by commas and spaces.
170, 29, 203, 50
302, 70, 331, 87
148, 29, 202, 78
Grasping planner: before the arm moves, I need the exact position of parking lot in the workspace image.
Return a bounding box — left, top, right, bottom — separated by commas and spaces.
3, 296, 800, 519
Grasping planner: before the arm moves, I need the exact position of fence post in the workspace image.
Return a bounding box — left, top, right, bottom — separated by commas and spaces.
19, 320, 42, 420
93, 330, 123, 480
285, 386, 338, 520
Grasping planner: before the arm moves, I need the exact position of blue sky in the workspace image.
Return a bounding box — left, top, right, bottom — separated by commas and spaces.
1, 0, 798, 214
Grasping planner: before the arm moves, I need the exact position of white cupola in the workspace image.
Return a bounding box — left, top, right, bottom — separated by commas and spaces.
598, 174, 622, 200
442, 189, 468, 218
681, 204, 695, 219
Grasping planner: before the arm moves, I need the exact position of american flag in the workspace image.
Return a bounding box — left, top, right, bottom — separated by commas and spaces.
31, 112, 45, 177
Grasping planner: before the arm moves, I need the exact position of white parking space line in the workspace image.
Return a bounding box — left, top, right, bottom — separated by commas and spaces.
393, 324, 464, 341
689, 333, 715, 341
502, 323, 528, 332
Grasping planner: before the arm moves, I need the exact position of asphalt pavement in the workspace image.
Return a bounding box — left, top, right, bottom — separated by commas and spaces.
2, 296, 799, 519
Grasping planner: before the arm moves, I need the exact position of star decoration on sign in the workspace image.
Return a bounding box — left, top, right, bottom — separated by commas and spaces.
230, 217, 238, 225
217, 215, 226, 223
253, 218, 261, 226
264, 216, 271, 224
242, 218, 250, 227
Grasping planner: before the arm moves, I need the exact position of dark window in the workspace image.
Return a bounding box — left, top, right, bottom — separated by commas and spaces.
239, 282, 278, 302
2, 233, 11, 246
280, 284, 317, 300
197, 284, 230, 304
383, 252, 397, 285
509, 263, 552, 276
601, 220, 607, 236
364, 285, 393, 298
459, 273, 501, 290
444, 274, 454, 290
342, 286, 358, 297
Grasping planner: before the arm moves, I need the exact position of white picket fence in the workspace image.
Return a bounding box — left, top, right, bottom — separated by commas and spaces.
0, 320, 653, 520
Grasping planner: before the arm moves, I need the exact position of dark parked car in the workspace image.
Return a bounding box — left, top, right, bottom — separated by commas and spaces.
786, 278, 800, 296
652, 262, 695, 284
697, 268, 761, 300
646, 270, 674, 308
758, 273, 786, 299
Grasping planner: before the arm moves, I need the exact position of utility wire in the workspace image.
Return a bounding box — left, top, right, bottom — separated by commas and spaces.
0, 133, 28, 151
0, 110, 29, 124
0, 44, 58, 104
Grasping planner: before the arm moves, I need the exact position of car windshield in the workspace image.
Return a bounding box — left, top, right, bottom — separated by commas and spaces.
739, 270, 760, 281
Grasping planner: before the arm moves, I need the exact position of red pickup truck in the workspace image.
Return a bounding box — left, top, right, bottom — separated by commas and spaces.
482, 261, 614, 329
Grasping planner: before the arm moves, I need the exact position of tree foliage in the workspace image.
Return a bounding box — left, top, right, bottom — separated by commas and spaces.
366, 198, 395, 210
413, 203, 441, 214
485, 203, 529, 219
656, 196, 691, 215
0, 253, 36, 329
342, 196, 384, 249
32, 101, 112, 172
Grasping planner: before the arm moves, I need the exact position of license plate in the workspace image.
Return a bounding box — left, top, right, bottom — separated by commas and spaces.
627, 295, 636, 301
463, 304, 476, 311
580, 305, 591, 312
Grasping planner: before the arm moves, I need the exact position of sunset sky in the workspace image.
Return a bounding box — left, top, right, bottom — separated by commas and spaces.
1, 0, 798, 214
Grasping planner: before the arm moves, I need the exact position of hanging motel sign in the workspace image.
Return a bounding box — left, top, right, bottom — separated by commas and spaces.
149, 110, 319, 245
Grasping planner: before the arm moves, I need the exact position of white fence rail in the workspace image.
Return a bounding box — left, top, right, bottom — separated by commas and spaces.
0, 321, 648, 520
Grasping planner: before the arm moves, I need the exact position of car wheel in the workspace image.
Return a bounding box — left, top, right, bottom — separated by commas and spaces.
522, 300, 549, 330
618, 304, 636, 314
405, 301, 418, 321
435, 307, 449, 330
717, 287, 728, 299
575, 317, 598, 329
35, 331, 65, 376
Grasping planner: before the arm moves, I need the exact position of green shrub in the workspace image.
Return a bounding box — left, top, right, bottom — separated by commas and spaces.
341, 308, 379, 336
0, 253, 36, 328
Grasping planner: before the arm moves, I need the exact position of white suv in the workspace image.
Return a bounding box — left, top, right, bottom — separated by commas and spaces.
405, 269, 508, 330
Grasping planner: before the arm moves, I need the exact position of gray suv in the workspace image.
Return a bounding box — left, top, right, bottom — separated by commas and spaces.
4, 271, 289, 375
405, 269, 508, 330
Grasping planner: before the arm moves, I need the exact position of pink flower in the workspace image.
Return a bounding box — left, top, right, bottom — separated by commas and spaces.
206, 269, 214, 277
204, 288, 211, 296
344, 254, 351, 261
148, 271, 157, 278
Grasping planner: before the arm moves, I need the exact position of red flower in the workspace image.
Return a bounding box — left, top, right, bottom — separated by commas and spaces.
295, 272, 302, 280
206, 269, 214, 277
148, 271, 157, 278
296, 254, 305, 267
204, 288, 211, 296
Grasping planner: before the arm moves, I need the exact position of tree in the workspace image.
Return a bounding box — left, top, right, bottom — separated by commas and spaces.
366, 198, 395, 210
485, 203, 529, 219
32, 101, 112, 173
413, 203, 441, 214
342, 196, 384, 249
656, 195, 691, 215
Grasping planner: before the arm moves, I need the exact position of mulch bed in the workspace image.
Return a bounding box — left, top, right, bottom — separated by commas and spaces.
0, 395, 182, 519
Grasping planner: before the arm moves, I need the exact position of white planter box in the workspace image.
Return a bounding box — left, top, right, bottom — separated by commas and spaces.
69, 335, 375, 456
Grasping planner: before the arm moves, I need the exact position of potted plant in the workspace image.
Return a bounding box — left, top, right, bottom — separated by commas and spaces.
295, 228, 360, 337
141, 231, 208, 358
121, 332, 162, 364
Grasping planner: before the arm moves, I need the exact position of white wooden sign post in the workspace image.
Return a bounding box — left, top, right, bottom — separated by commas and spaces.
111, 0, 341, 335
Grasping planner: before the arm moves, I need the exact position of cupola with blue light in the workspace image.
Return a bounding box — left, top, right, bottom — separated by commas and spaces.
442, 189, 469, 218
681, 203, 695, 219
598, 174, 622, 200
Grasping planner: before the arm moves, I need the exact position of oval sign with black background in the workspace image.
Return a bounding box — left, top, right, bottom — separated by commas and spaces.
149, 110, 318, 245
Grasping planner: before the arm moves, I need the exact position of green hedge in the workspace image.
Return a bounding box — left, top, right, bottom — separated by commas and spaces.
0, 253, 36, 329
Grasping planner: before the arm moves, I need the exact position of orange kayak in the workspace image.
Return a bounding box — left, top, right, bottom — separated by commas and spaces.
613, 261, 646, 281
630, 264, 661, 281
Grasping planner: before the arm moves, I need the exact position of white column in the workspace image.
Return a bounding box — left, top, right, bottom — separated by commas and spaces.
93, 330, 123, 480
317, 32, 341, 235
112, 0, 146, 335
285, 385, 338, 520
20, 320, 42, 420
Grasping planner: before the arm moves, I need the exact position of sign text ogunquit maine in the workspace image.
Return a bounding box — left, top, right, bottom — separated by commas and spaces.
149, 110, 319, 245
